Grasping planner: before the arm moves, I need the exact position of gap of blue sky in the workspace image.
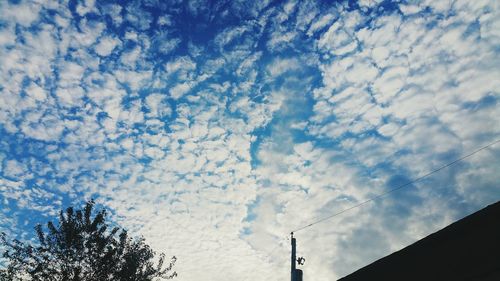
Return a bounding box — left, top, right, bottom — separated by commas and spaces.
1, 0, 499, 280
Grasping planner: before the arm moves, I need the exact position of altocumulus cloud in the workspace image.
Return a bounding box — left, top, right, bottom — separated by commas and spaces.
0, 0, 499, 280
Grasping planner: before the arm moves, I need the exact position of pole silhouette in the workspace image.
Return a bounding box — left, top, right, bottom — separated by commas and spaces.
291, 232, 296, 281
290, 232, 303, 281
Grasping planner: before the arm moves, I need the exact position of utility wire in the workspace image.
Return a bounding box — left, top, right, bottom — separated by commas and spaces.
291, 139, 500, 233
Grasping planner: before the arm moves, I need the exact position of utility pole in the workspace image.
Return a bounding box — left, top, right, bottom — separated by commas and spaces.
291, 232, 296, 281
291, 232, 304, 281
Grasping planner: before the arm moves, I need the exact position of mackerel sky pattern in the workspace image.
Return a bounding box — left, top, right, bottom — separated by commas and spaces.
1, 0, 499, 280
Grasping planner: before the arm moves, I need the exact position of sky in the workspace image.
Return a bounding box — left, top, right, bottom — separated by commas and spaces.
0, 0, 499, 280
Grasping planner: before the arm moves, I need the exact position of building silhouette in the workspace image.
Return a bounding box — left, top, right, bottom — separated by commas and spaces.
338, 200, 500, 281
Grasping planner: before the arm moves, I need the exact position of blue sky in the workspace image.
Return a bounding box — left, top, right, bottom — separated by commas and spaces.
1, 0, 499, 280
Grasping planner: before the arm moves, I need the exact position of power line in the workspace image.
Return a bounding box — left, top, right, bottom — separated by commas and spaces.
291, 138, 500, 233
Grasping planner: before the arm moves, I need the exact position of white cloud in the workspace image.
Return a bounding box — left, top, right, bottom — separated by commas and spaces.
0, 1, 41, 27
266, 57, 300, 77
0, 28, 16, 46
120, 46, 142, 67
318, 19, 358, 56
165, 56, 197, 77
114, 70, 152, 91
94, 36, 121, 56
60, 62, 85, 84
20, 116, 66, 142
214, 25, 250, 49
125, 2, 152, 30
76, 0, 96, 16
103, 4, 123, 26
358, 0, 384, 8
307, 14, 336, 36
25, 82, 47, 101
74, 20, 106, 47
3, 159, 26, 179
170, 82, 192, 99
157, 15, 173, 26
145, 93, 171, 118
267, 30, 297, 51
56, 86, 85, 107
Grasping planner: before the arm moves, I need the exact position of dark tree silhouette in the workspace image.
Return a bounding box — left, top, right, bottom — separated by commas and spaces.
0, 200, 176, 281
